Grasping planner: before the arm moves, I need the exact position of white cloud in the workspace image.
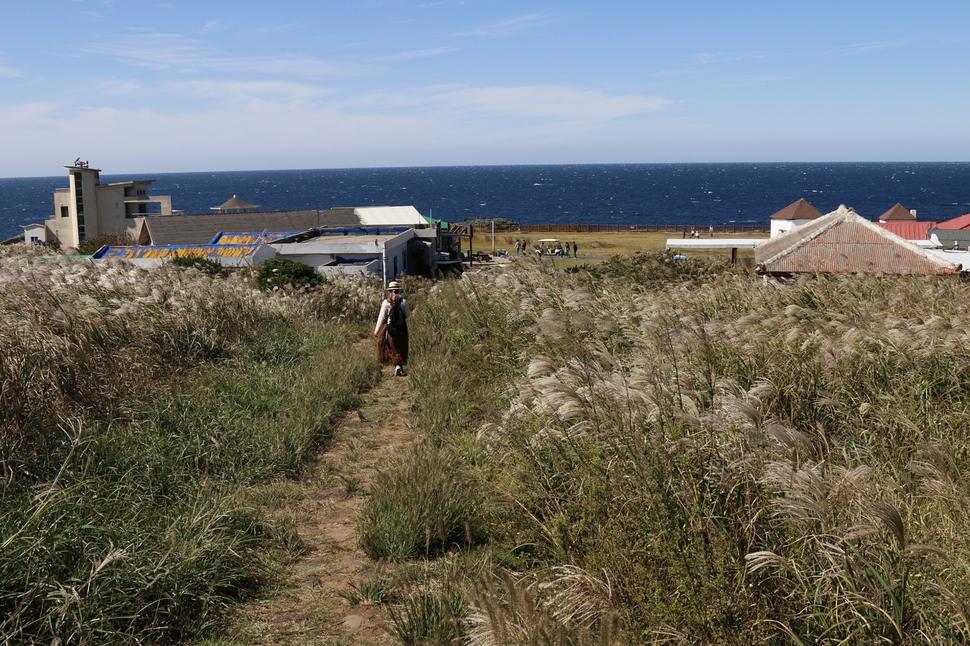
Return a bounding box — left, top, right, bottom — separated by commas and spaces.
344, 85, 672, 122
77, 33, 378, 78
703, 75, 789, 88
459, 13, 557, 38
0, 64, 24, 78
375, 47, 456, 61
0, 80, 675, 176
823, 39, 909, 57
167, 79, 334, 104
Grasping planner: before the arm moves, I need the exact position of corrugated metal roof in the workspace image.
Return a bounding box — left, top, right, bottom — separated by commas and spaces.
354, 206, 425, 225
95, 244, 261, 260
877, 221, 936, 240
756, 206, 960, 275
930, 228, 970, 249
211, 232, 296, 244
769, 198, 824, 220
145, 209, 360, 245
935, 212, 970, 230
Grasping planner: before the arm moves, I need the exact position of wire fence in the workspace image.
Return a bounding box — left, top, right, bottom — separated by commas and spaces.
465, 223, 769, 235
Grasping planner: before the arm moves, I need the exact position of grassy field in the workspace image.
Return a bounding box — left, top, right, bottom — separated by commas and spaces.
0, 256, 384, 644
361, 256, 970, 644
476, 229, 766, 263
8, 240, 970, 644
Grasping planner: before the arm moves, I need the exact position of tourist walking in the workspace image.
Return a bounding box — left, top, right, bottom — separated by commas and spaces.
374, 281, 411, 376
572, 241, 578, 258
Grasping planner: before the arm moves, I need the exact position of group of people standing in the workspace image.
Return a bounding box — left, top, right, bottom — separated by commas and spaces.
512, 239, 579, 258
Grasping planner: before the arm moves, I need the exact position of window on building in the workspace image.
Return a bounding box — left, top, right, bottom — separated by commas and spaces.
60, 206, 68, 218
73, 172, 86, 241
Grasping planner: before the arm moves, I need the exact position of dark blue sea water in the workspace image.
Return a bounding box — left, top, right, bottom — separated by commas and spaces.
2, 163, 970, 241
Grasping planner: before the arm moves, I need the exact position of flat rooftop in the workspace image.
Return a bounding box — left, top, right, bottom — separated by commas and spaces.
665, 238, 768, 249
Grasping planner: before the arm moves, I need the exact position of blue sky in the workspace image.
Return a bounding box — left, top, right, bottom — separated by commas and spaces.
1, 0, 968, 177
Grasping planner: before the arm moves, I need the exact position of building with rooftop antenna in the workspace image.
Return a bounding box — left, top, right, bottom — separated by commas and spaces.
41, 160, 174, 249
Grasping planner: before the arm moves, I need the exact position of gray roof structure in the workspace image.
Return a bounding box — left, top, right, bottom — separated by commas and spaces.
756, 205, 960, 275
144, 208, 361, 245
930, 227, 970, 251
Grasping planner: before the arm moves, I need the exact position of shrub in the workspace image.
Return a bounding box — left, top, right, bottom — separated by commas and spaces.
358, 442, 483, 561
75, 232, 135, 255
171, 256, 230, 277
389, 586, 467, 646
255, 258, 325, 290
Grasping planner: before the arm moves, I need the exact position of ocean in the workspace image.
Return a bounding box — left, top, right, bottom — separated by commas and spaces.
2, 162, 970, 241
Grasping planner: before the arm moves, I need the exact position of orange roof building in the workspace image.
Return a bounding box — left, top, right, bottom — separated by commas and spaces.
879, 203, 917, 221
756, 205, 961, 276
769, 198, 824, 238
934, 212, 970, 230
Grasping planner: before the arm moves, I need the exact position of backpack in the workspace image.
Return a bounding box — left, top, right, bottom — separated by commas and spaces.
386, 302, 407, 336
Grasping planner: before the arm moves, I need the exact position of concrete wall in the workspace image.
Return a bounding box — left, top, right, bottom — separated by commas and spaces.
45, 168, 174, 249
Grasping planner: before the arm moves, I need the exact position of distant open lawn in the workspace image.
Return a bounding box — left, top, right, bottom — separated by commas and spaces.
478, 229, 767, 263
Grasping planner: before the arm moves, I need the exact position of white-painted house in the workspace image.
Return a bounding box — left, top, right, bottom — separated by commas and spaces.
769, 198, 825, 238
37, 161, 174, 249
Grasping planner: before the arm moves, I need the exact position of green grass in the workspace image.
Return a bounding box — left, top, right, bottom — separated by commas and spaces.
0, 259, 382, 644
8, 246, 970, 644
373, 256, 970, 644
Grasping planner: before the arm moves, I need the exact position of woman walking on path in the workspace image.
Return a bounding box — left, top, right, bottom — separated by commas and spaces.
374, 281, 411, 376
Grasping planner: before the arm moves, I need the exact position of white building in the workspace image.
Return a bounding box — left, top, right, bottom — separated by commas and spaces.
769, 198, 824, 238
35, 162, 439, 280
38, 160, 173, 249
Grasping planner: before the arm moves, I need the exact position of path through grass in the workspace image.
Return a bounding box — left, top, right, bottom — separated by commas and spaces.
207, 365, 414, 646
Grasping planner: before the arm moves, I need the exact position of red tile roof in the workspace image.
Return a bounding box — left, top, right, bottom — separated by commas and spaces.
877, 221, 936, 240
879, 203, 917, 221
769, 198, 824, 220
935, 213, 970, 230
756, 206, 960, 275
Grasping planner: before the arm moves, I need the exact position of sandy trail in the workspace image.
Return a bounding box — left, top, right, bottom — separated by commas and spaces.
220, 369, 413, 645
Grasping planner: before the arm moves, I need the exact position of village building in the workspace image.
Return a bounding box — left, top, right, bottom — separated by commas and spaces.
769, 198, 824, 238
878, 203, 917, 222
875, 203, 936, 244
211, 195, 260, 213
36, 160, 174, 248
755, 205, 961, 276
29, 162, 442, 282
932, 212, 970, 231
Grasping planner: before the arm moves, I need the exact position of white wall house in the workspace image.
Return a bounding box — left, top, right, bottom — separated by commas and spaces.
40, 161, 173, 249
769, 198, 825, 238
272, 229, 416, 280
21, 222, 46, 245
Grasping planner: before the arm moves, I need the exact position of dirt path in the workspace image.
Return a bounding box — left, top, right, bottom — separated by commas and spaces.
219, 369, 413, 645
